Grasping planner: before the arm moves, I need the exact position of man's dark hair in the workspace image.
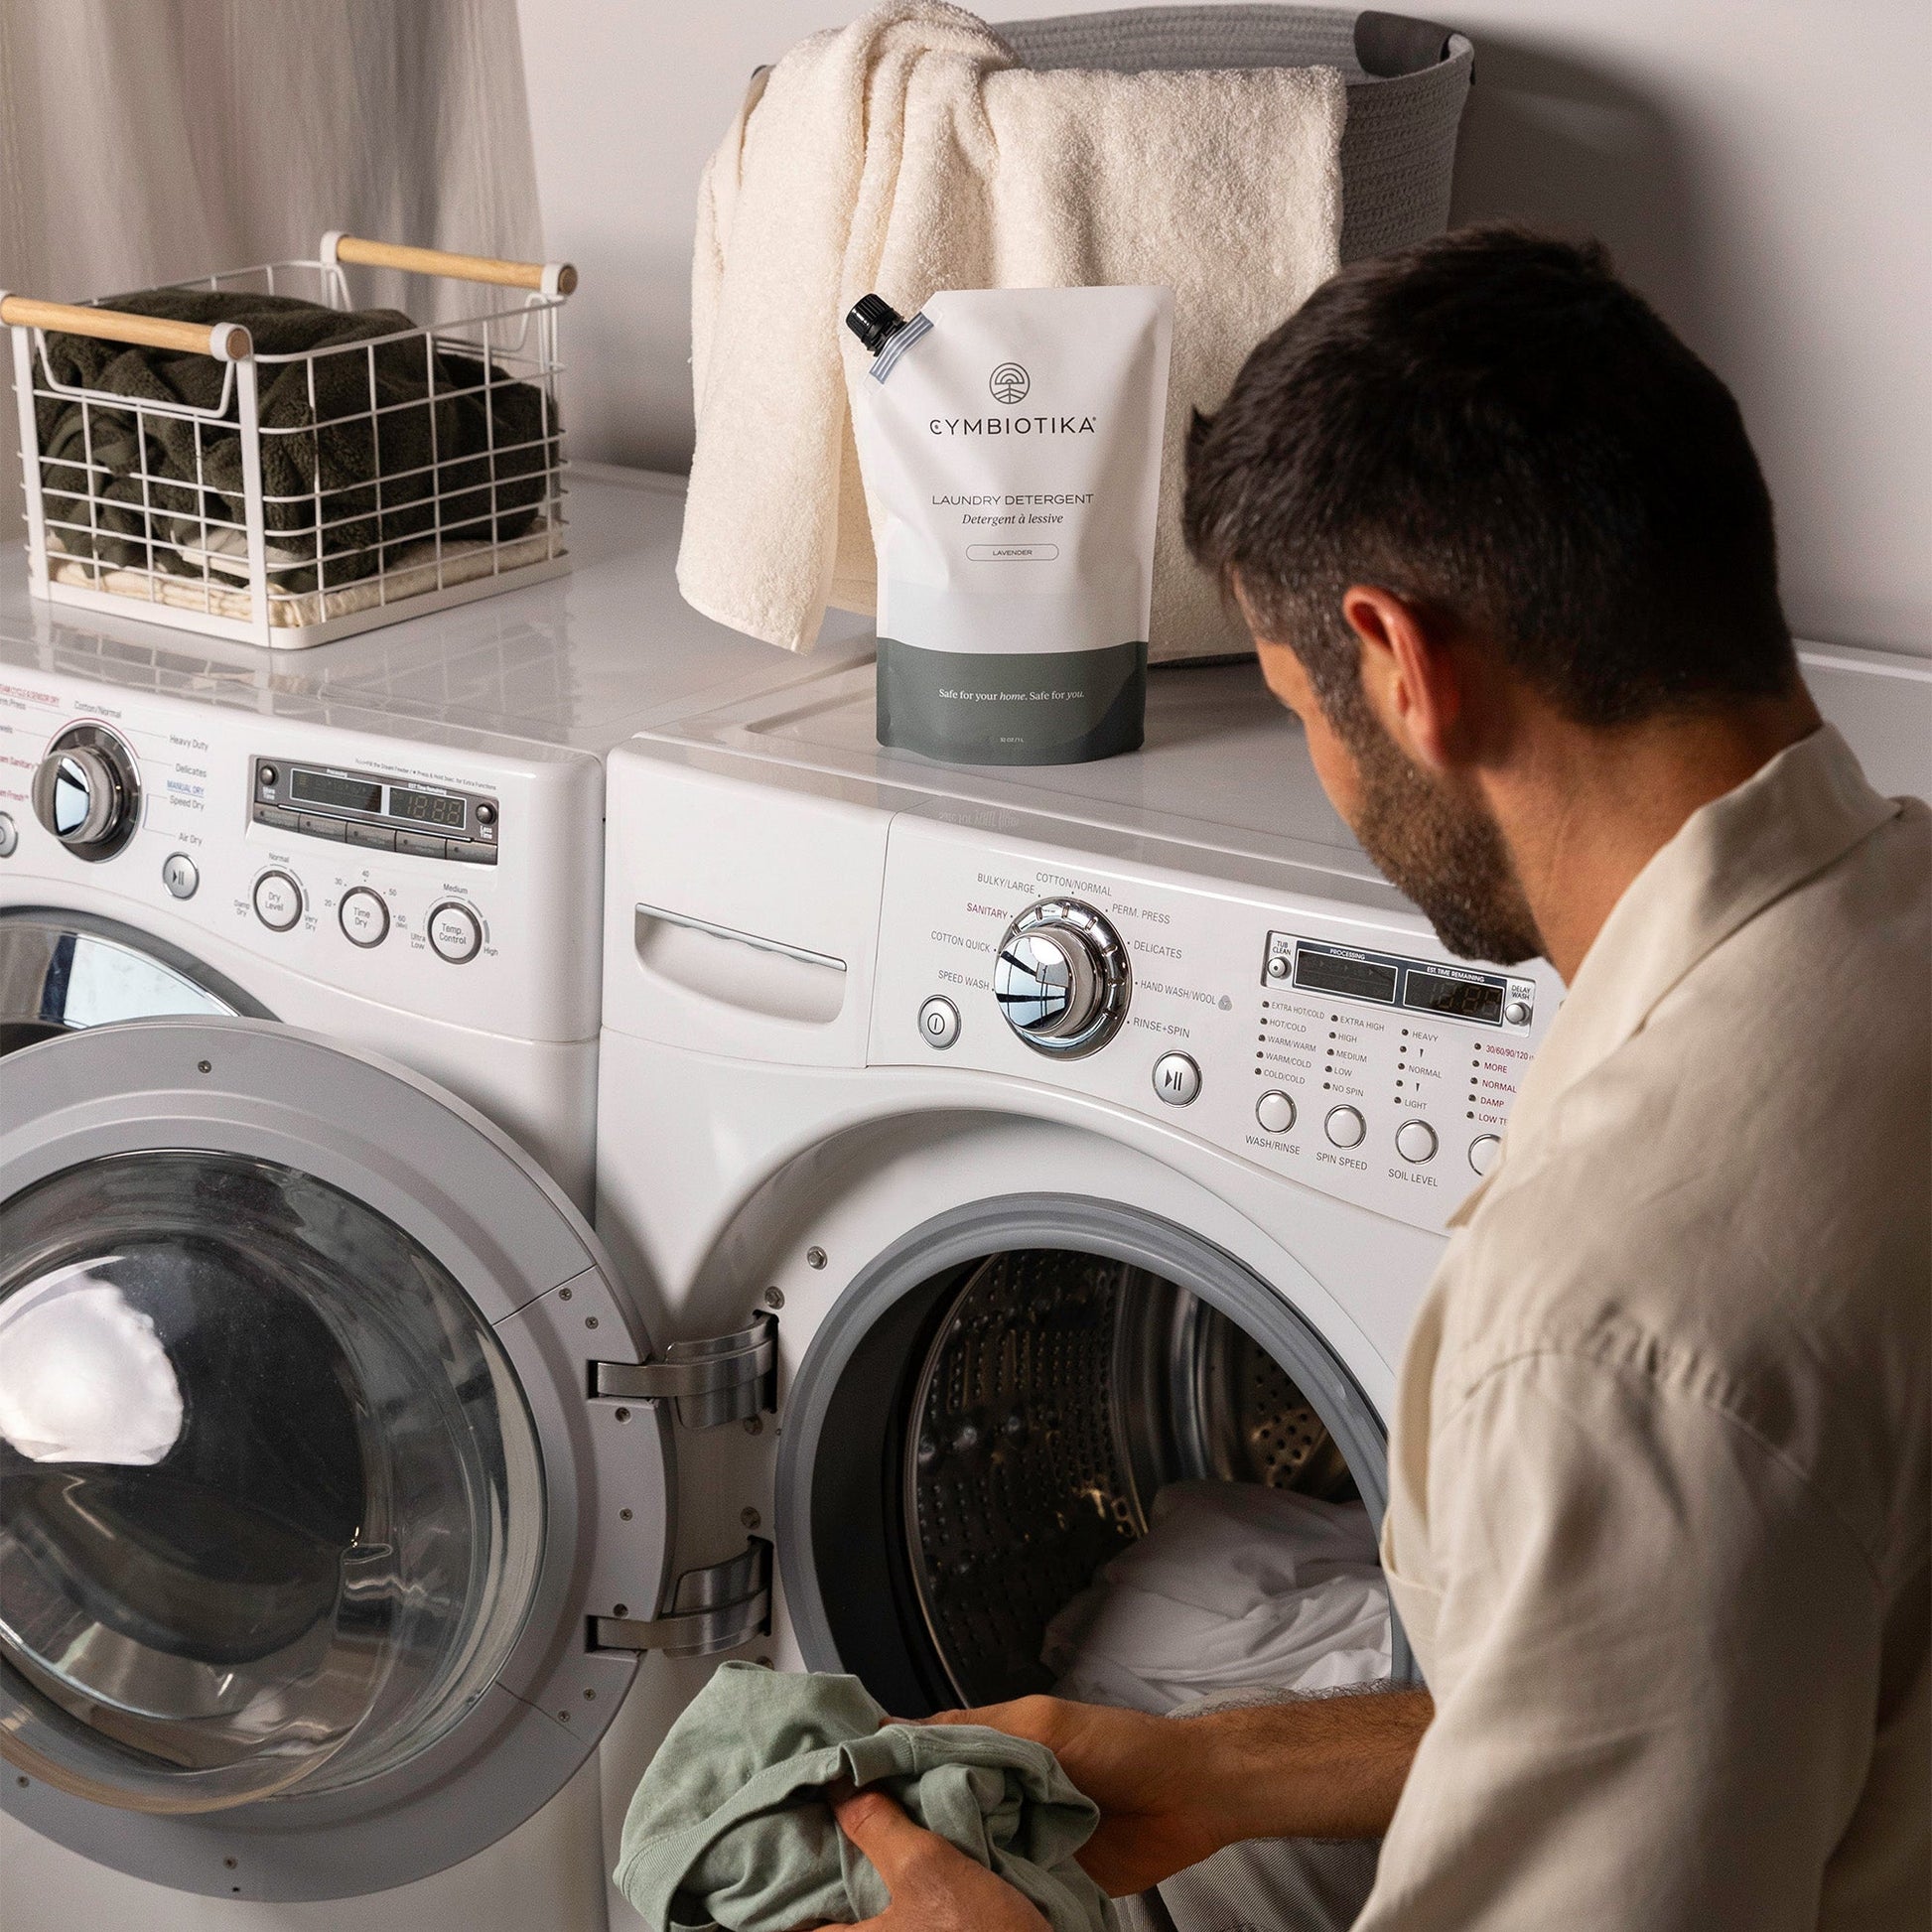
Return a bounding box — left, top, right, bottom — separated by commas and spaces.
1183, 225, 1797, 728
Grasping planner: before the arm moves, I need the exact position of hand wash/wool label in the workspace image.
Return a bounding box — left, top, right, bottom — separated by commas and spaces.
847, 285, 1173, 765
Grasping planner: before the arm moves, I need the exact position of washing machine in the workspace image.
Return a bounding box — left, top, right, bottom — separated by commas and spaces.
589, 634, 1932, 1928
0, 469, 867, 1931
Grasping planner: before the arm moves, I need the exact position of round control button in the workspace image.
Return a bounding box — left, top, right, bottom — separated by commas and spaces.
1395, 1119, 1439, 1164
258, 764, 277, 789
253, 869, 303, 932
161, 853, 199, 899
1152, 1052, 1201, 1107
1504, 998, 1532, 1027
1468, 1133, 1501, 1176
1255, 1090, 1297, 1134
1323, 1105, 1366, 1150
918, 995, 960, 1049
339, 887, 390, 948
1265, 955, 1291, 980
427, 899, 483, 964
0, 811, 16, 858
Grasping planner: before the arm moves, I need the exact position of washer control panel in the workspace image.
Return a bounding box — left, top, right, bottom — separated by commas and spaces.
870, 817, 1559, 1235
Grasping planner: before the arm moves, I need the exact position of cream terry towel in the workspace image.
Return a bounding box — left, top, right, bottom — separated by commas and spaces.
681, 0, 1344, 659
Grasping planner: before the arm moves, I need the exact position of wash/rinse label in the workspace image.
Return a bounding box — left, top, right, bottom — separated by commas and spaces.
848, 285, 1173, 765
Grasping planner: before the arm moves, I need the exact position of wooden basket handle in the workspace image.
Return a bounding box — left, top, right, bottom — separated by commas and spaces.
322, 233, 578, 296
0, 295, 251, 360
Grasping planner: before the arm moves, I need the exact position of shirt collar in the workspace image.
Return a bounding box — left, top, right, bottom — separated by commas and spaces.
1448, 725, 1897, 1226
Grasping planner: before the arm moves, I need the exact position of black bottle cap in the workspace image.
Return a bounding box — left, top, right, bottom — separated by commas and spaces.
845, 293, 906, 355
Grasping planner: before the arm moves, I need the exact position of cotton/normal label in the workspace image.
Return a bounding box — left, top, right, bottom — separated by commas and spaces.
850, 286, 1173, 764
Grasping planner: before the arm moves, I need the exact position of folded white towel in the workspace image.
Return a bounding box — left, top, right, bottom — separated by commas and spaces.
681, 0, 1344, 659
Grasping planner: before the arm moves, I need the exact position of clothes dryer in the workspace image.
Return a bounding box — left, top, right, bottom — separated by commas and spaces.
0, 469, 865, 1931
590, 637, 1932, 1929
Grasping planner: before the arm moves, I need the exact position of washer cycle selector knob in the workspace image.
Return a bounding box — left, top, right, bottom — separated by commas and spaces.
428, 899, 483, 964
1256, 1090, 1297, 1134
32, 725, 141, 862
253, 870, 303, 932
339, 887, 390, 948
1323, 1105, 1366, 1150
1395, 1119, 1439, 1164
992, 899, 1131, 1058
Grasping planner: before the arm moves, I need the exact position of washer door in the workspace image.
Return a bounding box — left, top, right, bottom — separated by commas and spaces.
0, 1018, 676, 1901
0, 908, 271, 1054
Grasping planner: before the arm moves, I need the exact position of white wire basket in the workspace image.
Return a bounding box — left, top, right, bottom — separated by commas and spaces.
3, 232, 575, 650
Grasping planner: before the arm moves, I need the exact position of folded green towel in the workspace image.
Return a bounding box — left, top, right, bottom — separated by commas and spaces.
35, 287, 553, 590
616, 1662, 1113, 1932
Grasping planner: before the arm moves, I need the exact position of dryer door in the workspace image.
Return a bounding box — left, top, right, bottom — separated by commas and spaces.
0, 907, 272, 1053
0, 1018, 761, 1903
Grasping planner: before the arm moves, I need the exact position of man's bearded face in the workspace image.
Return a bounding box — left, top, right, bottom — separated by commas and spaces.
1332, 693, 1544, 967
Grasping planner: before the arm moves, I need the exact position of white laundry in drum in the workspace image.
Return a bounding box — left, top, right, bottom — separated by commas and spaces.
1041, 1480, 1393, 1712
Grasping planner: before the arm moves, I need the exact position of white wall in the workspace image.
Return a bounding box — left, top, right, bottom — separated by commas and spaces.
517, 0, 1931, 656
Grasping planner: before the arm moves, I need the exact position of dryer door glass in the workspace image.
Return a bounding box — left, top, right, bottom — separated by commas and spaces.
0, 910, 269, 1055
0, 1150, 545, 1815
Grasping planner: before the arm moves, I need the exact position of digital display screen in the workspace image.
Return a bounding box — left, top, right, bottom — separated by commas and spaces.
1403, 969, 1504, 1025
292, 768, 382, 814
388, 786, 467, 831
1295, 947, 1397, 1005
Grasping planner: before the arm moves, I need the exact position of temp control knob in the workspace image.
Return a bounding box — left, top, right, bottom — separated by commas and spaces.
32, 725, 140, 862
992, 899, 1131, 1058
427, 899, 483, 964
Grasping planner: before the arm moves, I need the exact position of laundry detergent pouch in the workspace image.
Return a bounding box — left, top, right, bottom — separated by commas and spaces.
847, 286, 1173, 764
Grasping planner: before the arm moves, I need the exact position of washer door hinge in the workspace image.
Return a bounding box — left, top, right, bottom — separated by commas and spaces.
594, 1310, 776, 1428
591, 1537, 772, 1658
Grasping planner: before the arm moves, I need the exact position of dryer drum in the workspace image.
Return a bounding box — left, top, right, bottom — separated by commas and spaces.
778, 1203, 1397, 1721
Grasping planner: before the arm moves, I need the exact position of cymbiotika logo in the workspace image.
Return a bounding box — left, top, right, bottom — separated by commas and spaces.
989, 361, 1031, 405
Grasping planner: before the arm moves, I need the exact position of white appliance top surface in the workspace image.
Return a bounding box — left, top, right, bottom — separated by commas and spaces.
639, 637, 1930, 878
0, 468, 870, 758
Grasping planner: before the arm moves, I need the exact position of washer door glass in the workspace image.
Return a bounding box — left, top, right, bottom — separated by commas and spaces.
0, 910, 267, 1055
0, 1150, 545, 1816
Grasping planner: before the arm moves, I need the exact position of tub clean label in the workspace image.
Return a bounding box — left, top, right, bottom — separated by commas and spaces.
850, 286, 1173, 765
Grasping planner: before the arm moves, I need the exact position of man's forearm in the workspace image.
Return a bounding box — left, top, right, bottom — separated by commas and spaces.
1181, 1689, 1434, 1846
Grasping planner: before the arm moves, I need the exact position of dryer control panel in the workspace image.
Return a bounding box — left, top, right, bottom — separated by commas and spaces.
869, 816, 1560, 1236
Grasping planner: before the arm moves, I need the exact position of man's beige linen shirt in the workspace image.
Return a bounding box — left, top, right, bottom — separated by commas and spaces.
1360, 726, 1930, 1929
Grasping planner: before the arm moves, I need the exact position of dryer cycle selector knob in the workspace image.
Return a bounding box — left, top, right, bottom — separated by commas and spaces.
32, 725, 141, 862
992, 898, 1131, 1058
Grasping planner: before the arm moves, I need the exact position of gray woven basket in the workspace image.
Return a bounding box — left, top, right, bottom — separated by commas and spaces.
998, 6, 1474, 262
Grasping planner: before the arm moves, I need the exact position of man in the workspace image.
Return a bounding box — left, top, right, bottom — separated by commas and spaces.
819, 227, 1931, 1930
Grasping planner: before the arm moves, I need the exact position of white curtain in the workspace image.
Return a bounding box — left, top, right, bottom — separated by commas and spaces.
0, 0, 543, 533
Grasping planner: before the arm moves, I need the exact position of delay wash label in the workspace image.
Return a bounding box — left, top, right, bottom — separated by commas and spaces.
847, 286, 1173, 766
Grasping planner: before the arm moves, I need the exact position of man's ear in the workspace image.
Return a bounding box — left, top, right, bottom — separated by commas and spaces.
1341, 587, 1465, 772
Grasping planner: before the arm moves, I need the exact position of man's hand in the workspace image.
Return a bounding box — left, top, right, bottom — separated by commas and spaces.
922, 1696, 1226, 1895
925, 1689, 1433, 1896
830, 1784, 1048, 1932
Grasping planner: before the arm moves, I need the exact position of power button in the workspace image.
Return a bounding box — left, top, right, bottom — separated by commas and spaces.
917, 996, 960, 1049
